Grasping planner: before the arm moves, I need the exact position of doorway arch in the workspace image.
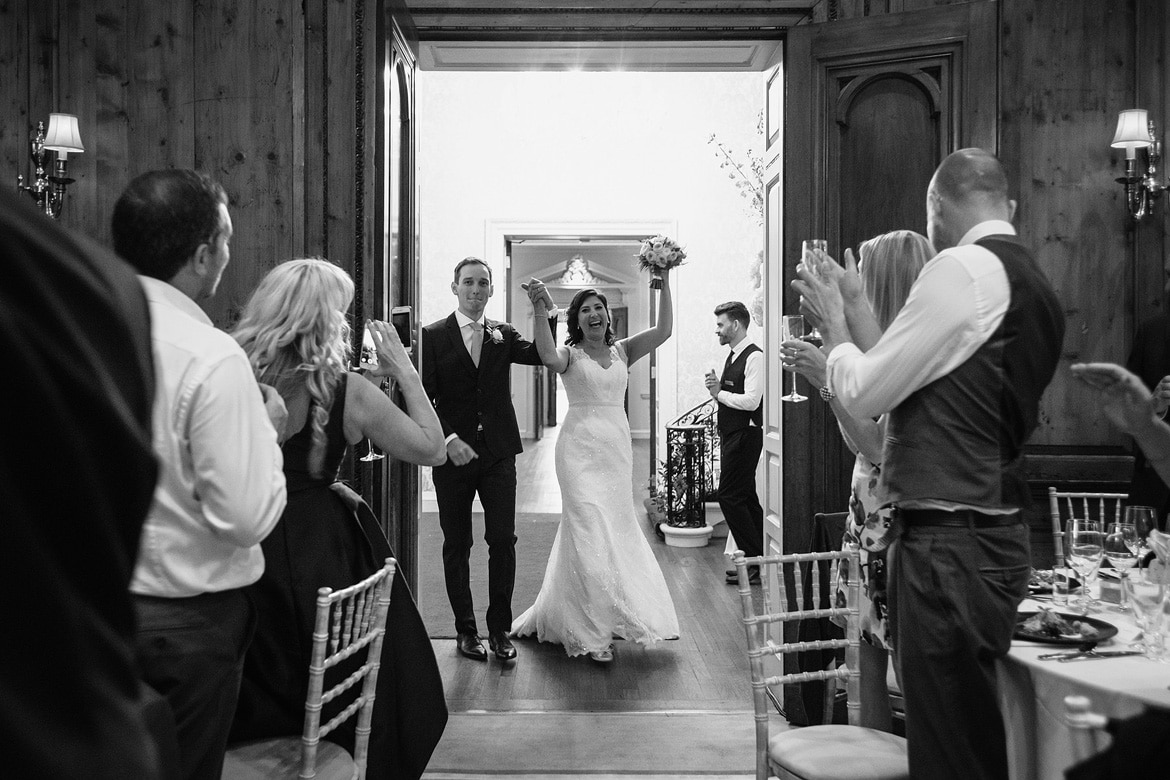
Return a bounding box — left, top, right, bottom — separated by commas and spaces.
485, 218, 680, 469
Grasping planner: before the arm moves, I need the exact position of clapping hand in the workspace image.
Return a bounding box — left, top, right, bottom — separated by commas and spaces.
792, 248, 846, 338
1070, 362, 1161, 435
781, 338, 827, 387
1153, 374, 1170, 417
365, 320, 412, 383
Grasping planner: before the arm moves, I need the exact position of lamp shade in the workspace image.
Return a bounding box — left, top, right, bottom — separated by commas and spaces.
44, 113, 84, 154
1112, 109, 1152, 152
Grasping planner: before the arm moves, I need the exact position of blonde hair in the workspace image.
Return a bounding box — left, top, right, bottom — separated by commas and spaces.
234, 258, 355, 477
857, 230, 934, 331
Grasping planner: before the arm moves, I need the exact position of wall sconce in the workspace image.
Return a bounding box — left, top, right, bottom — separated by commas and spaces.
16, 113, 84, 219
1112, 108, 1168, 221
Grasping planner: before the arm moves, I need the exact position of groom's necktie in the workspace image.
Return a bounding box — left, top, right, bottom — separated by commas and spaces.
467, 320, 484, 367
723, 349, 735, 378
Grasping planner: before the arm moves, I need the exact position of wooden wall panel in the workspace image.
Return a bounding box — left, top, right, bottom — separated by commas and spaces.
91, 2, 127, 239
1000, 0, 1137, 446
0, 2, 29, 200
126, 3, 195, 180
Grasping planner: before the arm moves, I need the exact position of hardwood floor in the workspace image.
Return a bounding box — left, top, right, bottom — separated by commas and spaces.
433, 431, 752, 714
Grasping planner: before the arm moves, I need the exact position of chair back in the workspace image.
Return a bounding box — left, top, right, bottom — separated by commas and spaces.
732, 546, 861, 780
1063, 695, 1109, 766
301, 558, 396, 780
1047, 489, 1126, 566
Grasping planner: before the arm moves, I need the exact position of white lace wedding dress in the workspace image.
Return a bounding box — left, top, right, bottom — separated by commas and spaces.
511, 342, 680, 656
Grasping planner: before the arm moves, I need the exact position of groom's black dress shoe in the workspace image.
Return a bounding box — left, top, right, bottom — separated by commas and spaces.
457, 633, 487, 661
488, 632, 517, 662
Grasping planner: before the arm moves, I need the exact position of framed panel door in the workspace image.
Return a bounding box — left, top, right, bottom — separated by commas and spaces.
781, 1, 997, 560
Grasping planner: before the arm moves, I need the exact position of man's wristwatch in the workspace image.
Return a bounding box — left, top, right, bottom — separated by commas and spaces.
819, 386, 835, 401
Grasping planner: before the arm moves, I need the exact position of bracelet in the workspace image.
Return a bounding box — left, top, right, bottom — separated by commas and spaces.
819, 386, 835, 401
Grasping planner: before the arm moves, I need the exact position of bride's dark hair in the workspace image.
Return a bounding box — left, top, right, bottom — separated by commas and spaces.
565, 288, 615, 346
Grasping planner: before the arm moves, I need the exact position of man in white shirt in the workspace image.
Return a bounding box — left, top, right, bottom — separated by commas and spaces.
705, 301, 764, 584
794, 149, 1064, 779
111, 169, 288, 780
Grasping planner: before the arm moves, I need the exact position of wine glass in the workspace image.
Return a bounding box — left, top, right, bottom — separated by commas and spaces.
1124, 505, 1158, 562
1066, 518, 1104, 613
1123, 568, 1169, 660
781, 315, 808, 403
1103, 522, 1139, 612
352, 324, 384, 462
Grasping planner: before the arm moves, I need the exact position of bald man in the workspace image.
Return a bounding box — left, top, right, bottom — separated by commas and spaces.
795, 149, 1065, 779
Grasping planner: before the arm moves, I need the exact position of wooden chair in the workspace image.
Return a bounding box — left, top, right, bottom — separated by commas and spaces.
222, 558, 397, 780
1047, 488, 1127, 566
731, 548, 907, 780
1063, 695, 1110, 767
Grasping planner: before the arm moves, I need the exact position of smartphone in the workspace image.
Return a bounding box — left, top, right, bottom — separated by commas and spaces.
391, 305, 413, 355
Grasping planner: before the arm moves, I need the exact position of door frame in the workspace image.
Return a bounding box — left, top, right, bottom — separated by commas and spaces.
485, 218, 679, 472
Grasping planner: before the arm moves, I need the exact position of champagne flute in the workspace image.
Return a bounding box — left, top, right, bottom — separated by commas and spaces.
1103, 522, 1139, 612
1066, 518, 1103, 614
801, 240, 828, 342
781, 315, 808, 403
353, 324, 384, 462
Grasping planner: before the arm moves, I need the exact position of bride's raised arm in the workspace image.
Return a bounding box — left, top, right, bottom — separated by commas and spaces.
622, 267, 673, 366
524, 278, 570, 373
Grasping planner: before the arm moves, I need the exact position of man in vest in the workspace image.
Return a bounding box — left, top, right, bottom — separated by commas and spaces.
705, 301, 765, 584
794, 148, 1064, 779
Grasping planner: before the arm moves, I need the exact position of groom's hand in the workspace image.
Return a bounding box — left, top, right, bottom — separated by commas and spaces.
447, 436, 479, 466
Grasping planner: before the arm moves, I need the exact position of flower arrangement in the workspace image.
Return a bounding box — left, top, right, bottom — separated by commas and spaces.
636, 235, 686, 289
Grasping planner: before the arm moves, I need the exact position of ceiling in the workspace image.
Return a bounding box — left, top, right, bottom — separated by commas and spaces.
404, 1, 817, 71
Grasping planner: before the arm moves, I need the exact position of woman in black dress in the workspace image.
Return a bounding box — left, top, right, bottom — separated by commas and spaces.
229, 258, 447, 780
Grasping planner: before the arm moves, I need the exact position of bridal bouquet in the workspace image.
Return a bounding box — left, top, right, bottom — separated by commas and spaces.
636, 235, 686, 289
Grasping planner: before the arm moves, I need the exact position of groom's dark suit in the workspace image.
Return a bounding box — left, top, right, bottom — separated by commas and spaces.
421, 313, 549, 639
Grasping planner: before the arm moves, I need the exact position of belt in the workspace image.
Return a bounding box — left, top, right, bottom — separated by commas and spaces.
894, 507, 1021, 528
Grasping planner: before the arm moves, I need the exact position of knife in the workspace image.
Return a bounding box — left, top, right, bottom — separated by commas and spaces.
1057, 650, 1144, 662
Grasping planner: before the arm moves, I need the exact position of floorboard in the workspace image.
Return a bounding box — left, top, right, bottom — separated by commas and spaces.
431, 433, 751, 714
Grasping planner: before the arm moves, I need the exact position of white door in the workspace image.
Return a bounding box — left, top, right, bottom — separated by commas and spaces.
761, 51, 785, 559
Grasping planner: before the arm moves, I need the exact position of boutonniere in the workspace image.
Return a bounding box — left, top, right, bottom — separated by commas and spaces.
487, 326, 504, 344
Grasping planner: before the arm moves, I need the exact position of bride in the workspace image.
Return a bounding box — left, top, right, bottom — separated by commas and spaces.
510, 272, 680, 663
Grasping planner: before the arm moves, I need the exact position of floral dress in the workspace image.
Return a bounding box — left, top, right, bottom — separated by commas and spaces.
834, 452, 894, 650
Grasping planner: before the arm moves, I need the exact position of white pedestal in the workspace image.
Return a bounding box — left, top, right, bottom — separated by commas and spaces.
705, 503, 728, 538
659, 523, 713, 548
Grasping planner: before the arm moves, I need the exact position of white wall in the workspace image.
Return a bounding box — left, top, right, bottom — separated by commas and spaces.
418, 70, 765, 450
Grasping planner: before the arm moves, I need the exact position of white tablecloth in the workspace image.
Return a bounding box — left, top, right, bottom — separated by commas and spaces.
997, 598, 1170, 779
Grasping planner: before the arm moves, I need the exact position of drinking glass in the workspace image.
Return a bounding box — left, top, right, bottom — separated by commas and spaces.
801, 240, 827, 341
1124, 568, 1169, 660
781, 315, 808, 403
1103, 522, 1139, 611
1066, 518, 1104, 613
1124, 505, 1158, 561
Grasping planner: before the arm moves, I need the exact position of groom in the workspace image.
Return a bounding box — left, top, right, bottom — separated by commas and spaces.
422, 256, 553, 663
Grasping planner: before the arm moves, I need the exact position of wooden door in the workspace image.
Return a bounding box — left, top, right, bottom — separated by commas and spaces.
776, 1, 998, 562
359, 8, 421, 587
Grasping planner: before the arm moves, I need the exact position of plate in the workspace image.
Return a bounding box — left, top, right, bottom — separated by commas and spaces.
1027, 569, 1079, 594
1014, 611, 1119, 645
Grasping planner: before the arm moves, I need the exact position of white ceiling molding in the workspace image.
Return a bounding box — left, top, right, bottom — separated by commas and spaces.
419, 39, 782, 72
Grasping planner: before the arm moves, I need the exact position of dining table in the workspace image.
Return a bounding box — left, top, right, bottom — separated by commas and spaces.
997, 594, 1170, 779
